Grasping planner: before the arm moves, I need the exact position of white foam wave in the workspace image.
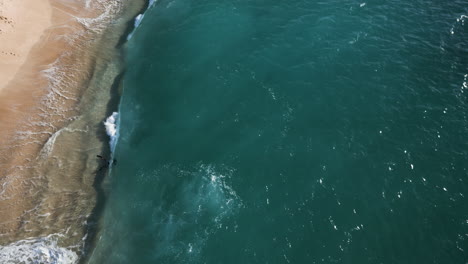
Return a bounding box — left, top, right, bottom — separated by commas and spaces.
104, 112, 119, 152
127, 13, 144, 40
461, 74, 468, 93
450, 14, 467, 35
134, 14, 145, 27
127, 0, 158, 40
75, 0, 125, 33
38, 128, 64, 159
38, 127, 90, 159
0, 234, 78, 264
149, 0, 157, 7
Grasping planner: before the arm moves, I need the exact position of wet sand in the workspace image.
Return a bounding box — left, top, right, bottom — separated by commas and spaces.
0, 0, 146, 260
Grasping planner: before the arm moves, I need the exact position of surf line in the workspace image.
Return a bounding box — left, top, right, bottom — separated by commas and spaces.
96, 112, 119, 171
127, 0, 157, 40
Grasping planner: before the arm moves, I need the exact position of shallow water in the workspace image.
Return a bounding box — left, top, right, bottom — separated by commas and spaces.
89, 0, 468, 263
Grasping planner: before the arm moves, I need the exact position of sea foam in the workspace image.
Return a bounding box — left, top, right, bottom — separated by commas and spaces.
134, 14, 145, 28
0, 235, 78, 264
104, 112, 119, 152
127, 0, 157, 40
127, 14, 143, 40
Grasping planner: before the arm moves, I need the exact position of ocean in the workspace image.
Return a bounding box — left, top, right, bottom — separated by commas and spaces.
88, 0, 468, 263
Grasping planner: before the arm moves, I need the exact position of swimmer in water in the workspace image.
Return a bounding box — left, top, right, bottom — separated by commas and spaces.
97, 155, 117, 166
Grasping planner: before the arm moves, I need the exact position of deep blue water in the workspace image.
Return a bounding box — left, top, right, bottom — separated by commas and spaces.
89, 0, 468, 263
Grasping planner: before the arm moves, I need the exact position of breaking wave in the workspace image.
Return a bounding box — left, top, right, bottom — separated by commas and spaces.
127, 0, 157, 40
0, 234, 79, 264
104, 112, 119, 153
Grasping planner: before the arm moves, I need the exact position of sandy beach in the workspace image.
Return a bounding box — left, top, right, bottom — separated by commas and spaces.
0, 0, 53, 235
0, 0, 52, 92
0, 0, 146, 261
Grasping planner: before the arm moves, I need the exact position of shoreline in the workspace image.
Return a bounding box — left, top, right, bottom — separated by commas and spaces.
0, 0, 147, 261
82, 3, 155, 261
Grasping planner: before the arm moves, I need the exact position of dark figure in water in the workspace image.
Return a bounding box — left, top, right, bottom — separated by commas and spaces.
97, 155, 117, 171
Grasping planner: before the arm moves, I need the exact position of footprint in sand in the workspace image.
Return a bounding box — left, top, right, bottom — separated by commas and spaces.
0, 16, 15, 27
0, 51, 19, 57
0, 16, 15, 35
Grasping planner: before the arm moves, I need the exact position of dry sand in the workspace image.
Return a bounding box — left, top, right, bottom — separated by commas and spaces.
0, 0, 52, 92
0, 0, 146, 258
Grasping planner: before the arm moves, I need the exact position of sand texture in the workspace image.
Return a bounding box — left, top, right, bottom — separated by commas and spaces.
0, 0, 52, 92
0, 0, 146, 258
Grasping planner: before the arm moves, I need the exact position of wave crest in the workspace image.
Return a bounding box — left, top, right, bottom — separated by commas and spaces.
104, 112, 119, 152
0, 234, 78, 264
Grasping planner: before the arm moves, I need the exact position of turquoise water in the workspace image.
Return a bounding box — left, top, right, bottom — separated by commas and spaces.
88, 0, 468, 263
